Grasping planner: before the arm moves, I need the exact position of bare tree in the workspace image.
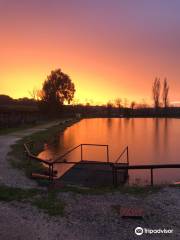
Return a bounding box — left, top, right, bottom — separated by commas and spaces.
162, 78, 169, 108
123, 98, 129, 108
114, 98, 122, 108
29, 87, 42, 101
152, 78, 161, 108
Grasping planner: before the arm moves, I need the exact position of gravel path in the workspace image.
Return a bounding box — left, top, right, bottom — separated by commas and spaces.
0, 187, 179, 240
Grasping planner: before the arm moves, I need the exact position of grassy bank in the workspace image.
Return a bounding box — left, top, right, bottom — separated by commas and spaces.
0, 124, 36, 135
0, 184, 163, 216
7, 118, 80, 179
50, 184, 162, 196
0, 185, 65, 216
0, 119, 59, 135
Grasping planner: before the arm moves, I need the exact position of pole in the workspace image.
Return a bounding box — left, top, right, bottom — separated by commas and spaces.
150, 168, 154, 186
107, 145, 109, 163
81, 144, 83, 161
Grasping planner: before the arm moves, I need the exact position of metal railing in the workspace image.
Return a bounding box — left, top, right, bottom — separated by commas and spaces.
24, 142, 180, 186
24, 143, 110, 181
54, 143, 109, 163
115, 146, 129, 164
113, 163, 180, 186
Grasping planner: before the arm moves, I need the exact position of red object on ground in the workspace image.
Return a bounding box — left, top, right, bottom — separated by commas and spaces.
120, 207, 144, 218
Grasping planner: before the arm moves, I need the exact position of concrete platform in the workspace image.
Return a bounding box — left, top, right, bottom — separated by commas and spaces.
59, 161, 128, 187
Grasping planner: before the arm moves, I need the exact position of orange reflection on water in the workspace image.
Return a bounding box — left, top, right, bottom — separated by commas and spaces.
38, 118, 180, 185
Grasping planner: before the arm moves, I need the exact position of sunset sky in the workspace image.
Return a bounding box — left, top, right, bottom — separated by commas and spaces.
1, 0, 180, 105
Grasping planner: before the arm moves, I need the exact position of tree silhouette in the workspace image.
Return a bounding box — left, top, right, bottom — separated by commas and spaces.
130, 101, 136, 109
41, 69, 75, 114
114, 98, 122, 108
107, 101, 113, 116
162, 78, 169, 108
114, 98, 122, 114
0, 95, 13, 104
152, 78, 161, 108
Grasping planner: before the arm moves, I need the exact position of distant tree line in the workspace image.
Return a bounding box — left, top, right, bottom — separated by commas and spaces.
0, 68, 178, 122
0, 94, 37, 106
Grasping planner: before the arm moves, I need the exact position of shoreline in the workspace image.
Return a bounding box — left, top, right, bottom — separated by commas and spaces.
0, 118, 80, 188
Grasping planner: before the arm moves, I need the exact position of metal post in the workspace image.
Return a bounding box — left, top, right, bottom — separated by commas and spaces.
52, 164, 54, 181
107, 145, 109, 163
81, 144, 83, 161
49, 164, 51, 181
115, 168, 118, 187
112, 166, 115, 186
150, 168, 153, 186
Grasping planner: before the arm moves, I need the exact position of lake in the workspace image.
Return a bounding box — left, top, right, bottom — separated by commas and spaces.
38, 118, 180, 185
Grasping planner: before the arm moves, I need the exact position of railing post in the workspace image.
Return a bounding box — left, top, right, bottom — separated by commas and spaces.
52, 163, 54, 181
150, 168, 153, 186
115, 168, 118, 187
49, 164, 51, 181
81, 144, 83, 161
112, 165, 115, 185
107, 145, 109, 163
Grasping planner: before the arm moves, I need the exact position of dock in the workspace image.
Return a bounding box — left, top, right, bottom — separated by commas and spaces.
60, 161, 128, 187
24, 142, 180, 186
24, 143, 129, 187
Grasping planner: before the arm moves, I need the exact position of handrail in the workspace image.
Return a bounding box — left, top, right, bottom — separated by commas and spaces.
54, 144, 81, 163
24, 143, 110, 164
113, 163, 180, 170
24, 143, 53, 165
54, 143, 109, 163
82, 144, 109, 147
115, 146, 129, 164
112, 162, 180, 186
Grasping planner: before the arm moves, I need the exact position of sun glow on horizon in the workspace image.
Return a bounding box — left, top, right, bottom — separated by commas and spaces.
1, 1, 180, 105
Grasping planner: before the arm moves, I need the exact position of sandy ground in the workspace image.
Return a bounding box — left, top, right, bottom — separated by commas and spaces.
0, 121, 179, 240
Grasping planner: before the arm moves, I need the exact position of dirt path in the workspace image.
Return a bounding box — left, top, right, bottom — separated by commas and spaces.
0, 120, 64, 188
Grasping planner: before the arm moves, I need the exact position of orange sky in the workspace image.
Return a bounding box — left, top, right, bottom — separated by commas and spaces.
1, 1, 180, 105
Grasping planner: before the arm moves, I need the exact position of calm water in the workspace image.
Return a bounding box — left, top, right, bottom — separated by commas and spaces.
38, 118, 180, 185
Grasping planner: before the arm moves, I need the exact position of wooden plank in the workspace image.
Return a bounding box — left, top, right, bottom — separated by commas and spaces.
31, 173, 58, 180
120, 207, 144, 218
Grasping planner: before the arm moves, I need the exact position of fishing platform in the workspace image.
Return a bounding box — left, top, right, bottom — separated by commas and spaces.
24, 143, 129, 187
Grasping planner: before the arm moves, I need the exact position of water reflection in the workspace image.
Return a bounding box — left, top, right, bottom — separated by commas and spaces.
163, 118, 169, 152
38, 118, 180, 185
154, 118, 160, 155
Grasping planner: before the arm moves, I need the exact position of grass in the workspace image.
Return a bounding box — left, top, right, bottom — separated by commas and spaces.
0, 119, 55, 135
0, 185, 40, 202
0, 184, 161, 218
32, 190, 65, 216
0, 125, 34, 135
0, 185, 65, 216
53, 184, 162, 196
